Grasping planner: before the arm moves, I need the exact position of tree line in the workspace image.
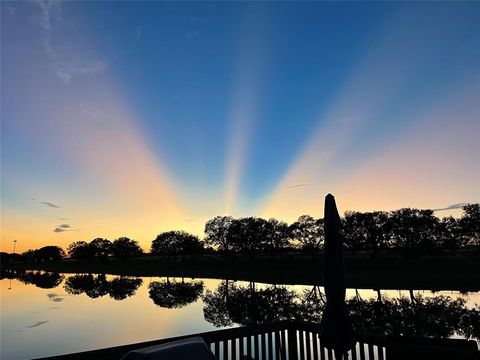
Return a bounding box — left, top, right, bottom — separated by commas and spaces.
2, 203, 478, 263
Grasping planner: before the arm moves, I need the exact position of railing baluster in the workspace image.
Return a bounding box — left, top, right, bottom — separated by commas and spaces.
262, 332, 267, 360
320, 343, 326, 360
247, 335, 252, 358
299, 330, 305, 360
280, 329, 287, 360
305, 332, 312, 360
240, 337, 245, 359
359, 342, 366, 360
367, 344, 374, 360
327, 347, 333, 360
378, 345, 384, 360
268, 332, 274, 360
312, 333, 319, 360
231, 338, 237, 360
254, 334, 260, 360
288, 329, 298, 360
215, 341, 220, 359
223, 340, 228, 360
351, 343, 357, 360
275, 330, 281, 360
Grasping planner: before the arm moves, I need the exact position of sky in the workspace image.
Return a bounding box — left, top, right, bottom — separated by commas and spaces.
1, 1, 479, 252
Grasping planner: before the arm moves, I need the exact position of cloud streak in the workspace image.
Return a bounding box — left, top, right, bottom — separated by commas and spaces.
53, 224, 76, 232
286, 183, 310, 189
40, 201, 60, 208
26, 321, 48, 328
432, 203, 468, 212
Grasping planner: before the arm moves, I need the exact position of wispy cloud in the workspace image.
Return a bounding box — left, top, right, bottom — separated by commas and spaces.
53, 224, 76, 232
43, 40, 107, 84
432, 203, 468, 212
47, 293, 65, 302
32, 0, 62, 30
79, 101, 106, 122
26, 321, 49, 328
286, 183, 310, 189
58, 217, 69, 220
40, 201, 60, 208
32, 0, 107, 83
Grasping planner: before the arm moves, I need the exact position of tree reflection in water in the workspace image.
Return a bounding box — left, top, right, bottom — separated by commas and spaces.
64, 274, 142, 300
203, 281, 480, 342
203, 281, 305, 327
2, 271, 478, 342
148, 278, 204, 309
1, 270, 65, 289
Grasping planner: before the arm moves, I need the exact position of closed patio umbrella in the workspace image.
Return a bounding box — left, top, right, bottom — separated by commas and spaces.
319, 194, 355, 357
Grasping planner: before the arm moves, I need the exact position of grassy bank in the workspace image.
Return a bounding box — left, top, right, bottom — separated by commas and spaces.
5, 251, 480, 291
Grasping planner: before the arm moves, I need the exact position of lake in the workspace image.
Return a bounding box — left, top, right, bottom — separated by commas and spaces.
1, 271, 479, 359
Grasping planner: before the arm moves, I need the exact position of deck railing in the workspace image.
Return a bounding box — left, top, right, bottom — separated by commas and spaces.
37, 320, 477, 360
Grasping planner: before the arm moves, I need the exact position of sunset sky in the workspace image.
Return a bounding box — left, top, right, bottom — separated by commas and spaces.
1, 1, 479, 252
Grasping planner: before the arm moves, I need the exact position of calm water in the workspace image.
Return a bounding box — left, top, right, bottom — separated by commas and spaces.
1, 271, 479, 360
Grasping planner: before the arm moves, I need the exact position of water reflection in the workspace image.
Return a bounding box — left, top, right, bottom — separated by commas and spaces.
1, 269, 64, 289
2, 270, 479, 344
64, 274, 142, 300
203, 280, 480, 342
148, 278, 204, 309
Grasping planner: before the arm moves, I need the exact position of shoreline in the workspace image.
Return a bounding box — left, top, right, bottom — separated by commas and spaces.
4, 252, 480, 291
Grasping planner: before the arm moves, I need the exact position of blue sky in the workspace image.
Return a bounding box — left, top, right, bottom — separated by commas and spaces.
1, 1, 479, 250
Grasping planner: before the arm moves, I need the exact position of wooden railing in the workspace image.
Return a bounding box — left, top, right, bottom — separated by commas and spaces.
37, 321, 477, 360
205, 321, 387, 360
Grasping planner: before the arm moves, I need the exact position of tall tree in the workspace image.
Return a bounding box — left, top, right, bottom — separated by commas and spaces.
111, 237, 143, 259
204, 216, 234, 253
289, 215, 324, 254
459, 204, 480, 247
90, 238, 112, 259
67, 241, 95, 259
35, 246, 65, 262
151, 231, 204, 256
265, 218, 290, 254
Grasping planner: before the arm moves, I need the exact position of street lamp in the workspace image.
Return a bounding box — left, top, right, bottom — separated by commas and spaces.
13, 239, 17, 254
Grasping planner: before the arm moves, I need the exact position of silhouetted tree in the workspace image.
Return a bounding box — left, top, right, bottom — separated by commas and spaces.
110, 237, 143, 259
343, 211, 391, 257
203, 281, 303, 327
151, 231, 204, 257
437, 216, 461, 250
64, 274, 142, 300
264, 219, 290, 254
35, 246, 65, 262
108, 277, 143, 300
204, 216, 234, 253
17, 271, 64, 289
390, 209, 439, 257
67, 241, 95, 259
148, 279, 204, 308
228, 217, 270, 256
289, 215, 324, 254
459, 204, 480, 247
21, 249, 37, 263
0, 252, 22, 265
64, 274, 109, 298
90, 238, 112, 259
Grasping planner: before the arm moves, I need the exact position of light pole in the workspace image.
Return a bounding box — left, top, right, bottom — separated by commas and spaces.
12, 240, 17, 254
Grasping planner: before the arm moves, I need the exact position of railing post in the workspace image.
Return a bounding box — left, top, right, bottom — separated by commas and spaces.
288, 324, 298, 360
